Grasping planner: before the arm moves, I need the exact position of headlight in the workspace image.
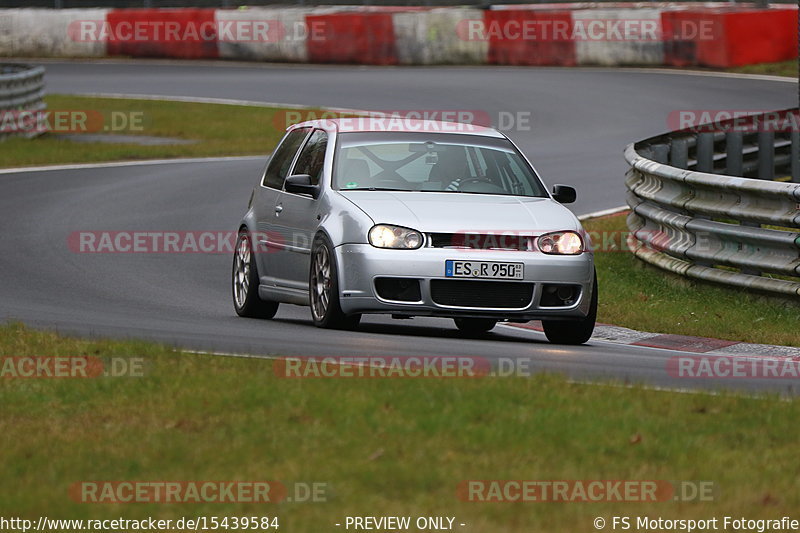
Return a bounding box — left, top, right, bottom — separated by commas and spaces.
538, 231, 583, 255
368, 224, 423, 249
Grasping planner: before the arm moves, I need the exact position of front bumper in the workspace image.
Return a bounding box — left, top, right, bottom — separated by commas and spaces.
335, 244, 595, 320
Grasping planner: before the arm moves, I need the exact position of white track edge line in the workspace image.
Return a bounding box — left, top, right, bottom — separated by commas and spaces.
69, 92, 370, 115
0, 155, 265, 175
578, 205, 628, 220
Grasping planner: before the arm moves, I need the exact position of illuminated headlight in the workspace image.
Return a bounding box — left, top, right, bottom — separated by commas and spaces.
538, 231, 583, 255
368, 225, 423, 249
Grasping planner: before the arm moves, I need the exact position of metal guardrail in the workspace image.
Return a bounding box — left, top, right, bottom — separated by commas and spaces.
625, 108, 800, 298
0, 64, 47, 141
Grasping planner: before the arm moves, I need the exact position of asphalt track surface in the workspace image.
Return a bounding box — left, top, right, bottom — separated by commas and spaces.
1, 60, 797, 394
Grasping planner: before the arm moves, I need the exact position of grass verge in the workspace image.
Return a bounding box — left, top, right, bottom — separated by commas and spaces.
1, 323, 799, 531
728, 59, 798, 78
1, 94, 302, 167
585, 212, 800, 346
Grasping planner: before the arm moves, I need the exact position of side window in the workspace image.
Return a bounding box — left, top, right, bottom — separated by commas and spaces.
262, 128, 310, 189
291, 129, 328, 186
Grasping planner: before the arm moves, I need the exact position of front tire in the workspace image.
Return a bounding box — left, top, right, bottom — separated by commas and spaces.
454, 318, 497, 333
542, 271, 597, 345
309, 234, 361, 330
232, 229, 279, 319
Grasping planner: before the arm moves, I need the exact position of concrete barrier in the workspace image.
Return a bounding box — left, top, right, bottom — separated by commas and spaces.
394, 8, 487, 65
485, 9, 576, 66
662, 6, 797, 67
215, 7, 312, 63
106, 8, 219, 59
0, 8, 108, 58
573, 8, 664, 65
0, 5, 795, 68
306, 12, 397, 64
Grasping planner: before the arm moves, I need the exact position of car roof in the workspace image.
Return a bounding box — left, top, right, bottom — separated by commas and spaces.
287, 118, 505, 138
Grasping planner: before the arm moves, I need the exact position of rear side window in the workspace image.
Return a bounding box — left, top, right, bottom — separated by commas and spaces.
291, 129, 328, 186
262, 128, 310, 189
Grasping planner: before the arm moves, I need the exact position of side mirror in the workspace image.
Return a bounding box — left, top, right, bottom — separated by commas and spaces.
285, 174, 319, 198
551, 184, 576, 204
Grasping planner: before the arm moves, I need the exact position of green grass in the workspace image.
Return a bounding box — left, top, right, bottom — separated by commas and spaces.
585, 212, 800, 346
728, 59, 798, 78
1, 323, 799, 531
1, 95, 308, 167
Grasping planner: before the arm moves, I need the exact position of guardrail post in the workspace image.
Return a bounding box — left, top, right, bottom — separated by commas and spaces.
725, 132, 744, 177
792, 129, 799, 183
652, 144, 669, 164
757, 131, 775, 180
670, 138, 688, 169
696, 133, 714, 173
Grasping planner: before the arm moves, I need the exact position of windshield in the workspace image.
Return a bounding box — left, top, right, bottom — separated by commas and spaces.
333, 133, 548, 197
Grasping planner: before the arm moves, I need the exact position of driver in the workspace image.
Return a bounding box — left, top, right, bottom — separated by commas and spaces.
427, 146, 471, 191
428, 146, 494, 192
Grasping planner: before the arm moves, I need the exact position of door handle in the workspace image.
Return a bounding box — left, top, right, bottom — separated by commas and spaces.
274, 205, 283, 214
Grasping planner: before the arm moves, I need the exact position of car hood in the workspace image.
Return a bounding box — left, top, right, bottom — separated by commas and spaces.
336, 191, 580, 234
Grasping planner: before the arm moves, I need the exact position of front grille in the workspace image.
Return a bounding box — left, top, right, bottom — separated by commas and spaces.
430, 280, 534, 309
428, 233, 530, 251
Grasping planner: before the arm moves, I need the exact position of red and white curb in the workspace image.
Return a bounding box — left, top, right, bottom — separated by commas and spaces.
509, 321, 800, 360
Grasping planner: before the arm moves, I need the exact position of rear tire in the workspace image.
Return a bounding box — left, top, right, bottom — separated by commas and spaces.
232, 229, 279, 319
454, 318, 497, 333
542, 270, 597, 345
309, 234, 361, 330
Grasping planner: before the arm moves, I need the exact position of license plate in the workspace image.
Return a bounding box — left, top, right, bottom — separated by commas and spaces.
445, 260, 524, 280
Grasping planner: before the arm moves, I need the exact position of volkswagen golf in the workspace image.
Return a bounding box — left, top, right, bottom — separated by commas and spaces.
232, 118, 597, 344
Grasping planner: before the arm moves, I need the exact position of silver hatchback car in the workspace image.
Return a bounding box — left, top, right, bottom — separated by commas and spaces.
233, 118, 597, 344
